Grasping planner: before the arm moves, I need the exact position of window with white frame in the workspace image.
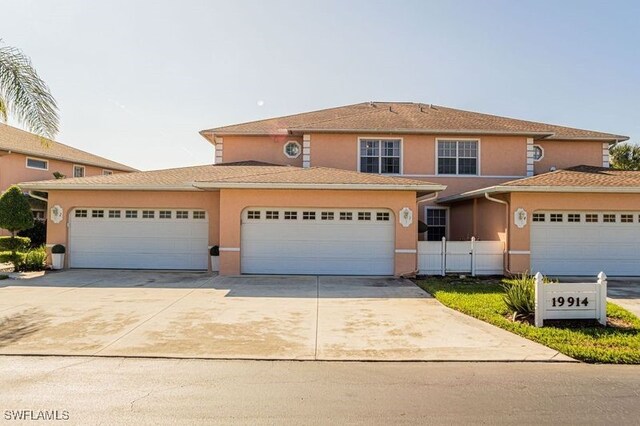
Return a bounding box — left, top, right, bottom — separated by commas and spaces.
426, 208, 447, 241
437, 140, 478, 175
103, 170, 113, 176
73, 165, 85, 178
532, 145, 544, 161
26, 157, 48, 170
359, 139, 401, 174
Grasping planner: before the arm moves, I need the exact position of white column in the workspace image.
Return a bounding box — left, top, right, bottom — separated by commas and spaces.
602, 143, 610, 168
534, 272, 544, 327
597, 272, 607, 326
214, 137, 224, 164
303, 134, 311, 168
526, 138, 535, 177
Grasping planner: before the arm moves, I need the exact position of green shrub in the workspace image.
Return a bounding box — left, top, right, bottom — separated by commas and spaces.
502, 273, 536, 319
0, 250, 26, 268
0, 236, 30, 251
51, 244, 65, 254
19, 246, 46, 272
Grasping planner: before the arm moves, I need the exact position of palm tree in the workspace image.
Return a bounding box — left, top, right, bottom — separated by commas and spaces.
0, 40, 59, 138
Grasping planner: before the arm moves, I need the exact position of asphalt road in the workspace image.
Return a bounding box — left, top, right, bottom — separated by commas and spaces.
1, 357, 639, 425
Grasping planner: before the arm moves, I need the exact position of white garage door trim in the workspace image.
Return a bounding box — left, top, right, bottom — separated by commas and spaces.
531, 211, 640, 276
69, 208, 209, 270
241, 208, 395, 275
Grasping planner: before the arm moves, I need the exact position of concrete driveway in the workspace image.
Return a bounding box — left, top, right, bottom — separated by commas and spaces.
607, 279, 640, 318
0, 270, 569, 361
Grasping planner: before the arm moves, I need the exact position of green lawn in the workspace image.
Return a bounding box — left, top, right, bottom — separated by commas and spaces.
415, 276, 640, 364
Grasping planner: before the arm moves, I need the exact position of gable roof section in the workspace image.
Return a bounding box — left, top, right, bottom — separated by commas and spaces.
201, 102, 628, 142
440, 166, 640, 202
0, 123, 137, 172
19, 163, 446, 194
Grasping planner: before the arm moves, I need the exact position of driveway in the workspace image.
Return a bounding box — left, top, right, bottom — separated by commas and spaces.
0, 270, 569, 361
607, 279, 640, 318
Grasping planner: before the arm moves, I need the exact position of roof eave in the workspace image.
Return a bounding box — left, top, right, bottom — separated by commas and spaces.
439, 185, 640, 203
193, 182, 447, 192
18, 183, 201, 192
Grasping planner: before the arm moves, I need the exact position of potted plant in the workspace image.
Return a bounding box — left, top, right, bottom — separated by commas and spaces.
51, 244, 65, 270
210, 245, 220, 272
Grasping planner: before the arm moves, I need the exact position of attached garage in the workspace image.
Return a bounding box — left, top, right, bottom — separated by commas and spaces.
69, 208, 209, 270
241, 208, 395, 275
531, 211, 640, 276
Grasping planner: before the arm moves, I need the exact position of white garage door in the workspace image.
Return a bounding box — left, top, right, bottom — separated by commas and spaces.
69, 208, 208, 270
531, 211, 640, 276
241, 208, 395, 275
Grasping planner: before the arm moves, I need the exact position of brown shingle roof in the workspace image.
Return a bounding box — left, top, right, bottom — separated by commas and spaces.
201, 102, 627, 142
0, 123, 137, 172
501, 165, 640, 188
440, 166, 640, 203
19, 163, 445, 193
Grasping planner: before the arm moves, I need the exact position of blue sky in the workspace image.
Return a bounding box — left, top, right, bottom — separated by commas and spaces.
3, 0, 639, 170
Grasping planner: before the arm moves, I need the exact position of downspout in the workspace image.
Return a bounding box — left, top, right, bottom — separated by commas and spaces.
484, 192, 512, 274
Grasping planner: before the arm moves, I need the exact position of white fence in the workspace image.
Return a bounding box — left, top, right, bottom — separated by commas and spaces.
418, 237, 504, 276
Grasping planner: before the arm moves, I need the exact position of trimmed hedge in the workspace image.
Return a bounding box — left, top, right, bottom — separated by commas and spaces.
0, 236, 31, 252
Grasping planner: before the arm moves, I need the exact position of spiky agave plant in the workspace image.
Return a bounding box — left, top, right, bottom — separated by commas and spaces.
502, 272, 536, 320
0, 40, 59, 139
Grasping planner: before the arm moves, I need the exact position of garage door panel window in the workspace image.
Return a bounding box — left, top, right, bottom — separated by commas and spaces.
340, 212, 353, 221
75, 209, 88, 218
321, 212, 334, 220
532, 213, 545, 222
567, 213, 581, 222
247, 210, 260, 220
92, 210, 104, 218
303, 211, 316, 220
108, 210, 121, 218
358, 212, 371, 221
193, 211, 206, 219
621, 214, 633, 223
284, 211, 297, 220
376, 212, 390, 221
142, 210, 155, 219
586, 214, 598, 223
550, 213, 563, 222
266, 211, 279, 220
125, 210, 138, 219
603, 214, 616, 223
159, 210, 172, 219
176, 211, 188, 219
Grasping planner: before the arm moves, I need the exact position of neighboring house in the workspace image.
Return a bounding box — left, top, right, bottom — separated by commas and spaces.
19, 102, 636, 277
1, 123, 137, 221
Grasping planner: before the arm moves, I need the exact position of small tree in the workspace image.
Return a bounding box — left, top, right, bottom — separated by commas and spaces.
609, 143, 640, 170
0, 186, 34, 268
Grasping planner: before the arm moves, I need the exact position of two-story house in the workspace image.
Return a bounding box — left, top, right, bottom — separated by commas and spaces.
20, 102, 637, 277
1, 123, 137, 223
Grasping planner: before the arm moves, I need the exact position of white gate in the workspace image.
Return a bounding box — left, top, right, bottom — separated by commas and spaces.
417, 237, 504, 276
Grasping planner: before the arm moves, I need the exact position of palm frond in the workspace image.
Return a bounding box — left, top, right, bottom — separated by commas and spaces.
0, 95, 7, 122
0, 42, 59, 139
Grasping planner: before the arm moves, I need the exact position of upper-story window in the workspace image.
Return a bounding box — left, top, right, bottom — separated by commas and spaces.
283, 141, 301, 158
73, 165, 85, 178
437, 139, 478, 175
359, 138, 401, 174
103, 170, 113, 175
26, 157, 48, 170
532, 145, 544, 161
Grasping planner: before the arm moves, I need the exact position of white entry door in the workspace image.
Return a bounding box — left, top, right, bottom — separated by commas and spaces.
531, 211, 640, 276
241, 208, 395, 275
69, 208, 209, 270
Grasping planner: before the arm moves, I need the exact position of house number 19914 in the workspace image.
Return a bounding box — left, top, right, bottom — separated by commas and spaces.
551, 296, 589, 308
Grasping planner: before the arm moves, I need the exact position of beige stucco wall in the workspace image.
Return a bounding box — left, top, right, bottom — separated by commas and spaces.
533, 140, 603, 174
307, 133, 528, 177
218, 135, 304, 166
506, 192, 640, 273
0, 152, 125, 193
45, 190, 220, 268
218, 188, 419, 276
447, 197, 507, 241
